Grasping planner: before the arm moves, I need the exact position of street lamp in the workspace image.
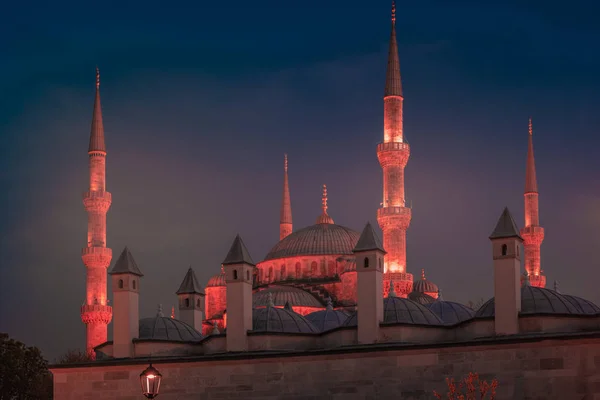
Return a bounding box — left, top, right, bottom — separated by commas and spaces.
140, 363, 162, 398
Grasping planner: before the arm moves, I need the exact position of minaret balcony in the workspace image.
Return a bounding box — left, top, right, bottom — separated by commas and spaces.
83, 190, 112, 212
377, 142, 410, 167
82, 247, 113, 268
81, 304, 113, 325
377, 206, 411, 230
520, 226, 545, 244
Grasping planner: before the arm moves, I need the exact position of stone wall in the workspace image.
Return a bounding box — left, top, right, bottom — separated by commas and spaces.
52, 334, 600, 400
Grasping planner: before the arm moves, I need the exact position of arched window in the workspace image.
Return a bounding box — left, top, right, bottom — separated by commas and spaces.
118, 279, 123, 289
132, 280, 136, 290
295, 262, 301, 278
311, 261, 318, 276
501, 244, 508, 256
185, 298, 190, 307
196, 299, 200, 307
364, 257, 369, 268
233, 269, 238, 280
281, 264, 286, 279
320, 261, 326, 276
328, 261, 335, 276
246, 270, 250, 281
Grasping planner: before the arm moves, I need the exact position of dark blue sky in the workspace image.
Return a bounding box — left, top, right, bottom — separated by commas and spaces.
1, 1, 600, 360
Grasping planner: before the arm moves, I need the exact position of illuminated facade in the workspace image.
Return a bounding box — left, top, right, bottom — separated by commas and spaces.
80, 68, 113, 356
51, 5, 600, 400
520, 118, 546, 287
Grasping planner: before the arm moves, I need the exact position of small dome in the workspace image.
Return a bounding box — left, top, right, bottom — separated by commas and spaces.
476, 286, 582, 318
426, 301, 475, 325
253, 286, 323, 308
408, 291, 436, 305
263, 223, 360, 261
305, 302, 349, 331
252, 305, 318, 333
138, 316, 202, 342
412, 269, 439, 294
344, 297, 443, 326
207, 271, 226, 287
562, 295, 600, 315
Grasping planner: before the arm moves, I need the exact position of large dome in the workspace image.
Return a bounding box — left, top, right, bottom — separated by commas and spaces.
253, 286, 323, 308
263, 223, 360, 261
138, 316, 203, 342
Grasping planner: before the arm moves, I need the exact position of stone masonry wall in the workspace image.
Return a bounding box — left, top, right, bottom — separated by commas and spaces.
52, 335, 600, 400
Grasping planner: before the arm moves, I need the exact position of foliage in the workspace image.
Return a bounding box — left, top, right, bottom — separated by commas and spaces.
0, 332, 53, 400
433, 372, 498, 400
54, 349, 93, 365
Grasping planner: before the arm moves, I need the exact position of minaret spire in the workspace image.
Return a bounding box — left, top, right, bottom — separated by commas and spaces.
378, 3, 413, 298
520, 117, 545, 288
81, 68, 113, 357
279, 154, 293, 240
89, 67, 106, 153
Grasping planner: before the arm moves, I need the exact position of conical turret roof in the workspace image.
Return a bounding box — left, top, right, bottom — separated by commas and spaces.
176, 267, 204, 295
525, 118, 538, 193
109, 247, 143, 276
489, 208, 522, 240
353, 222, 386, 253
280, 154, 293, 225
222, 234, 255, 266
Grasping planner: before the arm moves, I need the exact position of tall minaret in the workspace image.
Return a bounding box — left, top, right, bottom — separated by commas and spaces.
377, 2, 413, 298
80, 68, 113, 356
520, 118, 545, 288
279, 154, 293, 240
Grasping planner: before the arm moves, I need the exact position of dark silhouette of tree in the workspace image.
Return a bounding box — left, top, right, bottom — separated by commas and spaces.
0, 333, 52, 399
54, 349, 92, 365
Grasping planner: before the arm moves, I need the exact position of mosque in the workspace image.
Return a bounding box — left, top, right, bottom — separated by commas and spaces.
51, 4, 600, 400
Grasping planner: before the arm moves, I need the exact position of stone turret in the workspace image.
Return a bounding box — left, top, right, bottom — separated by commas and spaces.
81, 68, 113, 356
176, 267, 205, 332
490, 207, 523, 335
109, 247, 143, 358
354, 222, 386, 344
222, 235, 255, 352
377, 1, 413, 298
520, 118, 545, 287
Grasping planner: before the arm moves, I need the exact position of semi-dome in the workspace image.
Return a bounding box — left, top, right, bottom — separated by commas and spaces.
207, 270, 226, 287
476, 286, 582, 318
305, 301, 349, 331
427, 301, 475, 325
263, 223, 360, 261
412, 269, 439, 294
252, 301, 318, 333
344, 296, 443, 326
408, 291, 435, 305
253, 286, 323, 308
138, 307, 202, 342
562, 295, 600, 315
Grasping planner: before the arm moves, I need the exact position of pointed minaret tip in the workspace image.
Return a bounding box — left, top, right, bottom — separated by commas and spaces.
528, 117, 533, 136
421, 268, 426, 280
284, 153, 288, 172
384, 1, 402, 97
489, 207, 522, 240
391, 1, 396, 24
525, 117, 538, 193
89, 67, 106, 153
96, 66, 100, 89
388, 279, 397, 298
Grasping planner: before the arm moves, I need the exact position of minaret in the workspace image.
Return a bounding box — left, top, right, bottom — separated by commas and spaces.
280, 154, 293, 240
520, 118, 545, 288
377, 2, 413, 298
80, 68, 113, 356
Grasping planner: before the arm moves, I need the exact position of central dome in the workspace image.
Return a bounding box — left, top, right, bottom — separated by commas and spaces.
263, 223, 360, 261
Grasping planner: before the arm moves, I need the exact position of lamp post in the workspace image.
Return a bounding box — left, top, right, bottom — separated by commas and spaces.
140, 363, 162, 398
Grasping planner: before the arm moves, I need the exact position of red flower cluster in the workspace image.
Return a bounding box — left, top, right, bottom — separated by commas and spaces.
433, 372, 498, 400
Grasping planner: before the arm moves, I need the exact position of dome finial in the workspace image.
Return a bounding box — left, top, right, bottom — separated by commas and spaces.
316, 184, 334, 224
421, 268, 426, 280
437, 289, 444, 301
267, 292, 275, 307
326, 298, 333, 311
388, 279, 397, 297
212, 321, 220, 334
523, 270, 531, 287
157, 304, 164, 317
284, 153, 288, 172
284, 301, 293, 311
529, 117, 533, 136
170, 306, 175, 319
554, 280, 560, 293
